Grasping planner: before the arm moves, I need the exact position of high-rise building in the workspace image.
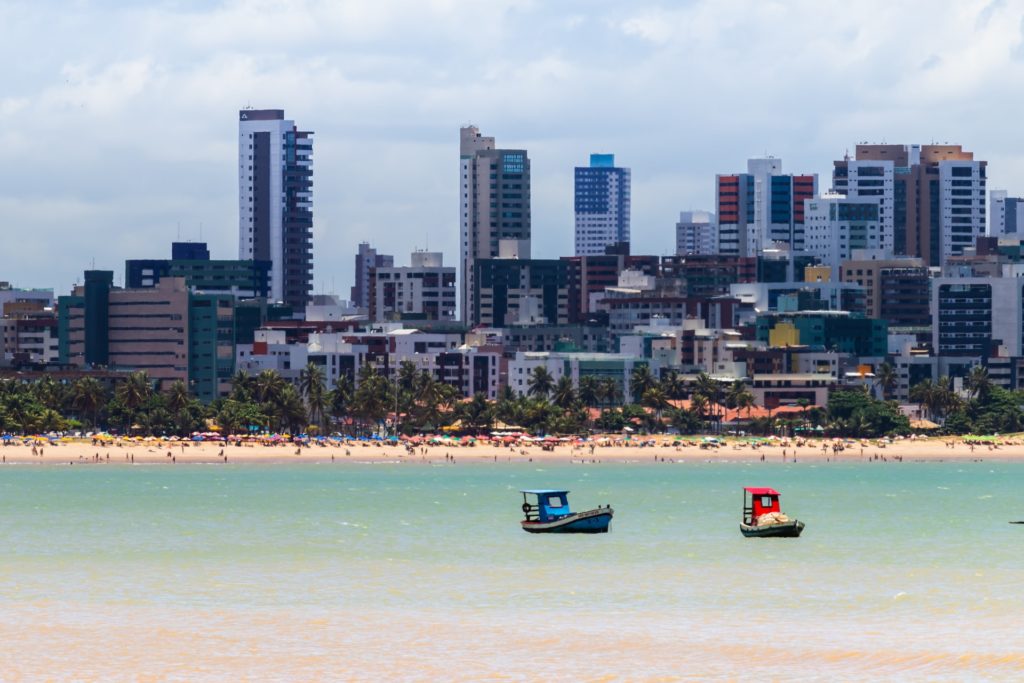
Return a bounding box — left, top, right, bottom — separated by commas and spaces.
351, 242, 394, 310
675, 211, 717, 255
574, 154, 631, 256
716, 158, 816, 256
832, 144, 986, 267
460, 126, 531, 323
238, 108, 314, 310
990, 190, 1023, 237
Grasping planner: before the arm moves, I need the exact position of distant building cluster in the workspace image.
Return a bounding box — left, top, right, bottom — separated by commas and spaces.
5, 115, 1024, 421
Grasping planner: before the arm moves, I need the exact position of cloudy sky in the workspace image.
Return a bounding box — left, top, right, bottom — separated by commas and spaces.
2, 0, 1023, 297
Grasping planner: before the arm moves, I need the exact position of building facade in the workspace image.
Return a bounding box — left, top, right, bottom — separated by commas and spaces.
126, 242, 271, 299
238, 108, 314, 310
473, 259, 569, 328
839, 254, 930, 328
804, 195, 884, 271
832, 144, 986, 267
931, 275, 1024, 359
460, 125, 531, 323
716, 158, 816, 256
369, 251, 456, 322
989, 190, 1023, 237
351, 242, 394, 310
574, 154, 631, 256
59, 273, 235, 401
675, 210, 717, 255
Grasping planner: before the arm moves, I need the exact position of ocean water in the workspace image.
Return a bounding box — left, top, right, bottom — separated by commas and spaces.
1, 460, 1023, 681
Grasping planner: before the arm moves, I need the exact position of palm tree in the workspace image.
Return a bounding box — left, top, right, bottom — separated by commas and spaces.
254, 369, 287, 405
299, 362, 328, 430
397, 360, 419, 394
910, 379, 934, 419
577, 375, 600, 408
598, 377, 621, 408
458, 393, 494, 433
328, 376, 354, 434
32, 376, 64, 412
693, 372, 723, 430
167, 379, 191, 414
735, 388, 756, 422
689, 393, 710, 431
966, 365, 992, 402
875, 362, 898, 400
630, 364, 656, 404
660, 370, 687, 401
229, 369, 254, 402
115, 371, 153, 432
354, 366, 391, 435
70, 377, 106, 429
527, 366, 556, 399
935, 375, 960, 418
551, 376, 577, 407
641, 386, 670, 425
725, 380, 747, 411
274, 385, 308, 434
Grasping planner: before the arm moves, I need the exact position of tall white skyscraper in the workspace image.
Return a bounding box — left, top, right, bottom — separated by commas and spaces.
574, 154, 631, 256
238, 108, 314, 310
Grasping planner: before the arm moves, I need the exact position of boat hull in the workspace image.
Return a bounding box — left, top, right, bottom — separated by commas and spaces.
740, 520, 805, 538
521, 508, 613, 534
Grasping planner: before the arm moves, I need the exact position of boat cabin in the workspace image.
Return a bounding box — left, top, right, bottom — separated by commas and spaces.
743, 487, 781, 525
521, 490, 572, 522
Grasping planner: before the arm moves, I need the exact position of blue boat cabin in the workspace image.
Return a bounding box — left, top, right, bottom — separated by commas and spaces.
522, 490, 572, 522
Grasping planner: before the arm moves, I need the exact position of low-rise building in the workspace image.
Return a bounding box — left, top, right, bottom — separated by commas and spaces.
58, 271, 235, 401
369, 251, 456, 322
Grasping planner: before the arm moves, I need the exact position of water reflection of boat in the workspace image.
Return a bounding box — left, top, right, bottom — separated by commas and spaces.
520, 489, 613, 534
740, 487, 804, 538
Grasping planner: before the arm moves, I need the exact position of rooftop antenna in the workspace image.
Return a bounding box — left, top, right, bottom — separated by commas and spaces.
199, 222, 203, 241
177, 222, 181, 240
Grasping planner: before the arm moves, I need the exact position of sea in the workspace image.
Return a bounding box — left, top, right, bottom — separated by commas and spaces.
1, 460, 1022, 681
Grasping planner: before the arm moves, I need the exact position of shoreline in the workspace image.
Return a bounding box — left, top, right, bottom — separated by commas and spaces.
0, 435, 1016, 466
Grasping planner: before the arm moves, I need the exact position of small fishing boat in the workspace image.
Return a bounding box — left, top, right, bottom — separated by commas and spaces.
520, 489, 613, 533
740, 486, 804, 538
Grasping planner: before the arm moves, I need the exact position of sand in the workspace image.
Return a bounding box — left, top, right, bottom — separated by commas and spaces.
0, 434, 1016, 466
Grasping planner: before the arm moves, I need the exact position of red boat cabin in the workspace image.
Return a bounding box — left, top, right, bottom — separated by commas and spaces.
743, 487, 781, 525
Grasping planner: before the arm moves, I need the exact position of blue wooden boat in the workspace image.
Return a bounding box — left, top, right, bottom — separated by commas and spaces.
520, 489, 613, 533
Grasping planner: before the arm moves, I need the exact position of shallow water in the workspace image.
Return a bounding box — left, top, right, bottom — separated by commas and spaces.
1, 461, 1022, 680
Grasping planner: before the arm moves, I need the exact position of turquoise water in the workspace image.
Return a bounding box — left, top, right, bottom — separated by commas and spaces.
2, 461, 1023, 680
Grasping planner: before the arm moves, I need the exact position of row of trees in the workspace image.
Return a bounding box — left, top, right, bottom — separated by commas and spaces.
0, 361, 1017, 438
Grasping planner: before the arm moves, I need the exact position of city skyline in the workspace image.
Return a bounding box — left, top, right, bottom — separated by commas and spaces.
3, 1, 1024, 297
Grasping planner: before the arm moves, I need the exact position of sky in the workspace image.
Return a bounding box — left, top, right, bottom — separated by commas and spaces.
2, 0, 1024, 298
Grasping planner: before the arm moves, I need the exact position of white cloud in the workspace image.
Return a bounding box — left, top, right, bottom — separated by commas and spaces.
1, 0, 1024, 297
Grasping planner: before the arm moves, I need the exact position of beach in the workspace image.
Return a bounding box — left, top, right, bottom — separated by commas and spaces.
0, 433, 1019, 466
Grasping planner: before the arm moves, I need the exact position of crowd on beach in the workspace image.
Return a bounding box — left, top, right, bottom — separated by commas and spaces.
0, 431, 1017, 466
